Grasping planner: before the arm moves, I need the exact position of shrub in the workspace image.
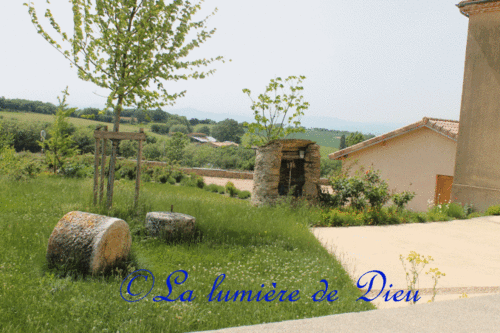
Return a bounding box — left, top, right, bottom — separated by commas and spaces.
445, 203, 467, 219
486, 205, 500, 216
205, 184, 219, 193
167, 176, 176, 185
217, 185, 225, 194
326, 168, 391, 210
119, 140, 138, 158
151, 124, 169, 135
171, 170, 185, 183
225, 181, 237, 197
142, 142, 162, 161
237, 190, 251, 199
320, 209, 364, 227
468, 212, 483, 219
169, 124, 189, 134
180, 173, 204, 189
392, 191, 416, 210
117, 165, 136, 181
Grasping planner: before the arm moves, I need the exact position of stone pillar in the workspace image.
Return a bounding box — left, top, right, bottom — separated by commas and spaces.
452, 1, 500, 211
251, 142, 283, 206
303, 143, 321, 198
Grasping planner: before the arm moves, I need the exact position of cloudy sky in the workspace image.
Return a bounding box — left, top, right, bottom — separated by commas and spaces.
2, 1, 469, 131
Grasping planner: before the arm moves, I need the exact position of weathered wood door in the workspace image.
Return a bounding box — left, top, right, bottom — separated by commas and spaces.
435, 175, 454, 205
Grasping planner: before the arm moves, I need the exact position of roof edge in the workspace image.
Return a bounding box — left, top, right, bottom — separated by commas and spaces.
328, 117, 458, 160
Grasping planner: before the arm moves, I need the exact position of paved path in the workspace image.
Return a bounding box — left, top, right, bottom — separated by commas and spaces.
312, 216, 500, 309
197, 216, 500, 332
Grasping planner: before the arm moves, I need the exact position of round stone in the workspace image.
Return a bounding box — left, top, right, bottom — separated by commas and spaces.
145, 212, 196, 239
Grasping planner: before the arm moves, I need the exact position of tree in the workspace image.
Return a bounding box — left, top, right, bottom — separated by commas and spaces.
169, 124, 189, 134
39, 87, 79, 174
339, 134, 347, 150
346, 132, 365, 147
211, 118, 245, 143
242, 76, 309, 146
165, 132, 189, 162
197, 125, 210, 136
26, 0, 227, 208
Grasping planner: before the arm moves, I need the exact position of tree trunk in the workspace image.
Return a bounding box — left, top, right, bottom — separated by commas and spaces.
106, 95, 123, 209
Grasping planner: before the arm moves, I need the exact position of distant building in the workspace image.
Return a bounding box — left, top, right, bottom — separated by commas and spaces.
203, 141, 239, 148
329, 117, 459, 212
187, 133, 217, 144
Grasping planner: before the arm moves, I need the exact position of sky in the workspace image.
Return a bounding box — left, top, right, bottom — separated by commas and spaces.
2, 1, 469, 132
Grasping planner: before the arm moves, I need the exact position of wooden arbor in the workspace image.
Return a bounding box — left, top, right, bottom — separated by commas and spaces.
93, 126, 146, 208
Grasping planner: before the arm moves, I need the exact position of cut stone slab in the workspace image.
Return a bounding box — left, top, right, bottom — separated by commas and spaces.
145, 212, 196, 239
46, 211, 132, 274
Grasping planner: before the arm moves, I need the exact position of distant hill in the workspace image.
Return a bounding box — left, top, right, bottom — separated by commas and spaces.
167, 107, 405, 136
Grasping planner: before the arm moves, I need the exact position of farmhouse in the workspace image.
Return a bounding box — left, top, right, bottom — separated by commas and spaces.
328, 117, 459, 212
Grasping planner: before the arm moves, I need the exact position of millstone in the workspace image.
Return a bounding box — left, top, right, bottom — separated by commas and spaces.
46, 211, 132, 274
145, 212, 196, 239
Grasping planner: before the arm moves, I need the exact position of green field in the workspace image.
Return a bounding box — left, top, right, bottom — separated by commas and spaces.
0, 176, 374, 332
288, 130, 341, 149
0, 111, 165, 140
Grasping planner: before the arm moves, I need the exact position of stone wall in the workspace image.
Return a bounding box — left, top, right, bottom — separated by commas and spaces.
251, 142, 283, 206
303, 143, 321, 198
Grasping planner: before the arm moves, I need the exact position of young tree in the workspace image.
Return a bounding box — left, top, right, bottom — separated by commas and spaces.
242, 76, 309, 146
25, 0, 227, 208
165, 132, 189, 162
39, 87, 79, 174
339, 134, 347, 150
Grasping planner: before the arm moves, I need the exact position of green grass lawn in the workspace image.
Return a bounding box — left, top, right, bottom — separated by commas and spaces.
0, 111, 166, 140
0, 176, 374, 332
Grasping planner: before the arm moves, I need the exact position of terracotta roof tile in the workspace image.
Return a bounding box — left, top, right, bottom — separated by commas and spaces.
329, 117, 459, 160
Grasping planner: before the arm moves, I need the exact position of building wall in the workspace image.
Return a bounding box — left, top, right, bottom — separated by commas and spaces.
452, 9, 500, 212
341, 127, 457, 212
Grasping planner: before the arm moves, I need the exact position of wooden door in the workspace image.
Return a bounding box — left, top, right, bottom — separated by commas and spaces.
435, 175, 454, 205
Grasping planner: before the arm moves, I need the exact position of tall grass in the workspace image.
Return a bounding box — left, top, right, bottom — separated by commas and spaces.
0, 176, 374, 332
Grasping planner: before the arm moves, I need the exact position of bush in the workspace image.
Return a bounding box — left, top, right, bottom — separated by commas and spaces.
392, 191, 416, 210
326, 168, 390, 210
204, 184, 219, 193
63, 162, 93, 179
119, 140, 138, 158
468, 212, 483, 219
142, 143, 162, 161
71, 128, 95, 154
167, 176, 176, 185
151, 124, 169, 135
180, 173, 204, 189
169, 124, 189, 134
319, 209, 364, 227
486, 205, 500, 216
217, 185, 225, 194
237, 190, 251, 200
446, 203, 467, 219
171, 170, 185, 183
225, 181, 237, 197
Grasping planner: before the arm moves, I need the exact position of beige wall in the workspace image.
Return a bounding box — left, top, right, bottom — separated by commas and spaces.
341, 127, 457, 212
452, 9, 500, 212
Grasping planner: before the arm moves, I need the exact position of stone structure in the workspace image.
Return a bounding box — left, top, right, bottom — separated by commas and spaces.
47, 211, 132, 274
452, 1, 500, 211
145, 212, 196, 240
251, 139, 321, 206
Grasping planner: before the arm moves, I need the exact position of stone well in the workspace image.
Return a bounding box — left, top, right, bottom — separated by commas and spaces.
251, 139, 321, 206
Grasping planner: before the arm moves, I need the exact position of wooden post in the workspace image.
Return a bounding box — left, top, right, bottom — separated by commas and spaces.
99, 126, 108, 204
134, 128, 144, 208
93, 127, 101, 206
